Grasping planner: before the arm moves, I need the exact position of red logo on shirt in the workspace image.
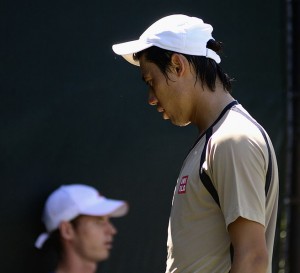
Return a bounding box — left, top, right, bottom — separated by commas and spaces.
178, 176, 188, 194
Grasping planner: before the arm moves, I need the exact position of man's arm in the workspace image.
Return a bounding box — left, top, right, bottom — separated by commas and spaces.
228, 217, 268, 273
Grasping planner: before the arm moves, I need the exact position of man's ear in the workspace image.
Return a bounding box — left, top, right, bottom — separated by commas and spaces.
170, 53, 187, 76
59, 221, 75, 240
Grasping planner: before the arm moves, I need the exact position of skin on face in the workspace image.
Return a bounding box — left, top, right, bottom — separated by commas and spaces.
139, 53, 235, 134
71, 215, 117, 263
139, 54, 196, 127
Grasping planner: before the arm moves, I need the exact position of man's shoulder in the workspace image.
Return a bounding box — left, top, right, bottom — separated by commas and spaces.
213, 105, 265, 141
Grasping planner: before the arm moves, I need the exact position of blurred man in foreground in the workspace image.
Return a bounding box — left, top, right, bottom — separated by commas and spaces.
35, 184, 128, 273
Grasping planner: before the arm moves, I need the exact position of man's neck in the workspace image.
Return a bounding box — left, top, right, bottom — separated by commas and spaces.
193, 83, 235, 134
56, 256, 97, 273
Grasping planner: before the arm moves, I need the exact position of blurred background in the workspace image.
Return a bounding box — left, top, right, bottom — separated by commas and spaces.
1, 0, 299, 272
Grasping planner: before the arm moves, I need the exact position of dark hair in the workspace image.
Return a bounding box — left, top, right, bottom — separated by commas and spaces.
42, 216, 81, 259
133, 39, 233, 92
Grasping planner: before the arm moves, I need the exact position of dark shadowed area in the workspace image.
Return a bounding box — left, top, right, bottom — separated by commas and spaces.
0, 1, 285, 272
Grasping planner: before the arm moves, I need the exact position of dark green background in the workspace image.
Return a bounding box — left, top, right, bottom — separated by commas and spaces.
1, 1, 285, 272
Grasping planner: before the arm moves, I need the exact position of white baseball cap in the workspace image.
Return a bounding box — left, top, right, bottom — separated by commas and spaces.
35, 184, 128, 249
112, 14, 221, 66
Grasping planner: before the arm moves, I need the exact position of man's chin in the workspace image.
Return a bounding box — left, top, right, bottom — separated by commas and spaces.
95, 250, 111, 262
171, 120, 191, 127
179, 122, 191, 127
165, 114, 191, 127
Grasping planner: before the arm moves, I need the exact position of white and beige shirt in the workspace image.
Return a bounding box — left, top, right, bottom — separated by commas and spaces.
166, 102, 279, 273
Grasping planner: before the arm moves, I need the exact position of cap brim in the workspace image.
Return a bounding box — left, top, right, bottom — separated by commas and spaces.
112, 40, 153, 66
81, 198, 129, 217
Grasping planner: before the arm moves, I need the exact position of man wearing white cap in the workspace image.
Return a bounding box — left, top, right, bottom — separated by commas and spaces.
35, 184, 128, 273
112, 14, 279, 273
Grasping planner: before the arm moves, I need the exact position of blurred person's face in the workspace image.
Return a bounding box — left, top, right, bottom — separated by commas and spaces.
71, 215, 117, 262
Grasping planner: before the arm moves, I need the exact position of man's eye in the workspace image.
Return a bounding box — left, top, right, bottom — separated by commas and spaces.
96, 217, 106, 223
146, 80, 152, 87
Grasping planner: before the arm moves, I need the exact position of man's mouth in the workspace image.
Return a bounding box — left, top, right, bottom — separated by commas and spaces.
157, 106, 164, 113
105, 242, 113, 249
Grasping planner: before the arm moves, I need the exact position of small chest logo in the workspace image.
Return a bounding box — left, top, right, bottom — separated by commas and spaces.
178, 176, 188, 194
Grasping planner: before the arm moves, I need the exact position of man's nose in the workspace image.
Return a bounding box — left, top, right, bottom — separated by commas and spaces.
108, 221, 117, 235
148, 90, 158, 106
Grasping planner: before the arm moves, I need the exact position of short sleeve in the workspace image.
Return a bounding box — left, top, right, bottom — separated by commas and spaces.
206, 131, 267, 227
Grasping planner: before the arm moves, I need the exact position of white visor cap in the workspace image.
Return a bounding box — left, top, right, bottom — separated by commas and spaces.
112, 14, 221, 66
